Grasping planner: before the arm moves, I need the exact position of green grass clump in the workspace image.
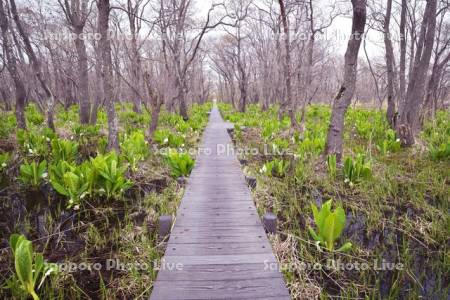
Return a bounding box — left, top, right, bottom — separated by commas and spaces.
51, 138, 78, 162
0, 112, 16, 138
165, 150, 195, 178
19, 160, 47, 189
0, 152, 10, 172
7, 234, 58, 300
308, 199, 352, 252
120, 131, 149, 171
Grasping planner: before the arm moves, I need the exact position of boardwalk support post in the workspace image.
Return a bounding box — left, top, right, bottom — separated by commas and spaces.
176, 176, 187, 185
245, 176, 257, 189
263, 213, 277, 234
158, 215, 172, 237
239, 158, 248, 166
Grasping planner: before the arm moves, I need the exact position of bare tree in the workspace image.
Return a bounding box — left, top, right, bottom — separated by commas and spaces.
325, 0, 367, 161
97, 0, 118, 150
384, 0, 396, 128
59, 0, 92, 124
396, 0, 437, 146
125, 0, 147, 113
277, 0, 298, 128
158, 0, 230, 119
10, 0, 56, 130
398, 0, 407, 106
210, 40, 238, 109
423, 3, 450, 119
89, 13, 104, 125
298, 0, 339, 131
235, 26, 248, 113
144, 70, 163, 140
0, 0, 26, 128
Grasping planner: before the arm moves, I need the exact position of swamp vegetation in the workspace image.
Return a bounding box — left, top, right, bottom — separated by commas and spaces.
220, 103, 449, 299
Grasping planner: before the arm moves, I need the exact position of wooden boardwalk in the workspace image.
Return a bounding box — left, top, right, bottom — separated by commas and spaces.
150, 108, 290, 300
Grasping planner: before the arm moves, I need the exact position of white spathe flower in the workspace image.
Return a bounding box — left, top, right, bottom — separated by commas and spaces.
74, 204, 80, 210
41, 172, 48, 178
28, 148, 34, 154
46, 137, 50, 142
260, 165, 267, 174
1, 163, 6, 168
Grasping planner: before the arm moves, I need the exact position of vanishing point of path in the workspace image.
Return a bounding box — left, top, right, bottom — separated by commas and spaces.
150, 107, 290, 299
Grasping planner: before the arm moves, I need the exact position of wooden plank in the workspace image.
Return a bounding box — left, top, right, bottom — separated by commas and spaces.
178, 204, 257, 211
165, 241, 272, 256
173, 219, 262, 227
156, 263, 284, 281
151, 278, 290, 300
171, 225, 266, 232
177, 206, 255, 212
169, 233, 267, 244
180, 194, 252, 200
162, 254, 278, 265
175, 213, 259, 220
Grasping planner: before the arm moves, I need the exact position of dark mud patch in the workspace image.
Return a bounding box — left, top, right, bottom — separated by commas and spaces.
127, 176, 169, 198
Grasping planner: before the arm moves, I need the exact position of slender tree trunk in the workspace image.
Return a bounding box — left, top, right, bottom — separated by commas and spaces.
237, 58, 247, 113
299, 0, 317, 133
0, 89, 11, 111
238, 78, 247, 113
59, 0, 91, 124
10, 0, 55, 130
173, 54, 189, 120
145, 72, 163, 141
384, 0, 396, 128
399, 0, 407, 108
97, 0, 119, 150
235, 24, 247, 113
396, 0, 437, 146
128, 0, 142, 113
148, 102, 161, 139
278, 0, 298, 128
0, 0, 26, 128
423, 54, 450, 119
325, 0, 367, 161
228, 79, 237, 110
178, 80, 189, 120
74, 28, 91, 124
90, 42, 104, 124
